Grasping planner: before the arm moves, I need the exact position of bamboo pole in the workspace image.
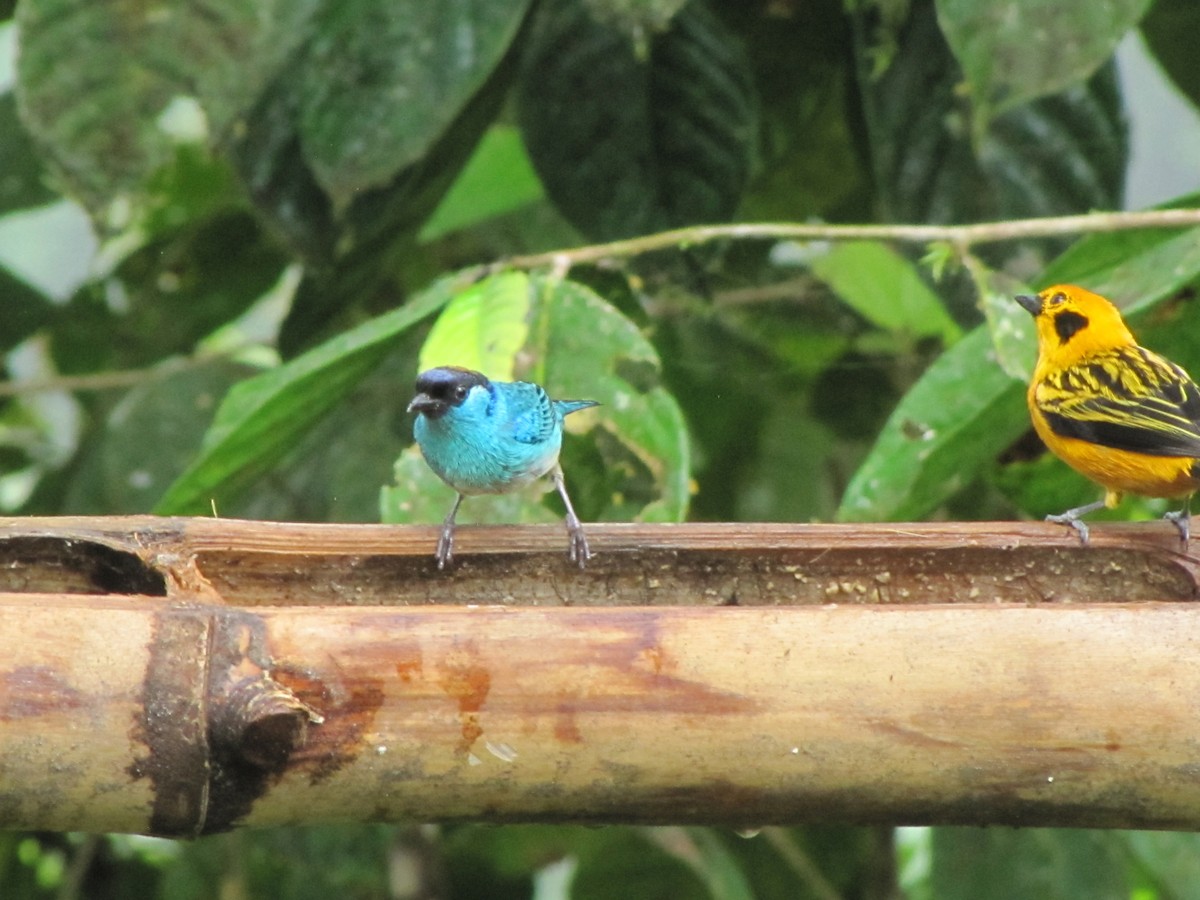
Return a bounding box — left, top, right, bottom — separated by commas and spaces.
0, 517, 1198, 835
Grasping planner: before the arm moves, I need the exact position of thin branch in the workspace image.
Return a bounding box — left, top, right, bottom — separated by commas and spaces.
0, 349, 253, 398
500, 208, 1200, 272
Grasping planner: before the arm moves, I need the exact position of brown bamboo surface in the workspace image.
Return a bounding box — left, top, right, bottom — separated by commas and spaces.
1, 516, 1198, 835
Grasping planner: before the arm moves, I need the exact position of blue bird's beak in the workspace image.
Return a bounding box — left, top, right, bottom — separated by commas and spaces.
407, 394, 439, 415
408, 393, 446, 420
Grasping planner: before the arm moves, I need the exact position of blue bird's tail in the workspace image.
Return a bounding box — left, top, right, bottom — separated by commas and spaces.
556, 399, 600, 417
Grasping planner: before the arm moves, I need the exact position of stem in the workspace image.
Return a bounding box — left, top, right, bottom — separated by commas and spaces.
498, 209, 1200, 272
760, 827, 845, 900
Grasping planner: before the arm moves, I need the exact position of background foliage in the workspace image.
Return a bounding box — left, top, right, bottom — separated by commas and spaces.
2, 0, 1200, 896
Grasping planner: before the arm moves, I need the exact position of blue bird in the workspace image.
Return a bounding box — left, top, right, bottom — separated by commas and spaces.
407, 366, 599, 569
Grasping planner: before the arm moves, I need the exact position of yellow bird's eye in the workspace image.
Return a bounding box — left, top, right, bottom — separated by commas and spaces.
1049, 292, 1067, 307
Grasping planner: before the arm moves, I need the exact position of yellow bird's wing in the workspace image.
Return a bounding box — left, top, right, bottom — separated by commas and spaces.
1035, 346, 1200, 458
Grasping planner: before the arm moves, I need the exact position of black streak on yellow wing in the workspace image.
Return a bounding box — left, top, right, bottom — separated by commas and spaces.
1038, 346, 1200, 458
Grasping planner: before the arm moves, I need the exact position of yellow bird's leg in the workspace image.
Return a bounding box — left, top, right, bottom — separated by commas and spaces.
1163, 494, 1192, 549
1045, 494, 1113, 545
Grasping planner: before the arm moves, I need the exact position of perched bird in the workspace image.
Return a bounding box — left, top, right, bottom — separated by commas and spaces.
407, 366, 599, 569
1015, 284, 1200, 545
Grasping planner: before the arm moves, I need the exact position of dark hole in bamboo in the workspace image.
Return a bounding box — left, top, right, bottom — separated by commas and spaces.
0, 537, 168, 596
191, 544, 1195, 607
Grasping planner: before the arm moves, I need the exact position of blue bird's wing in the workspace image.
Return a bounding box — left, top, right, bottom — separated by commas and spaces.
506, 382, 561, 445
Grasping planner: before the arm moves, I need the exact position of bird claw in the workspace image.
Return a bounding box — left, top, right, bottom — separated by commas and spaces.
565, 515, 591, 570
1045, 512, 1090, 545
1163, 509, 1191, 550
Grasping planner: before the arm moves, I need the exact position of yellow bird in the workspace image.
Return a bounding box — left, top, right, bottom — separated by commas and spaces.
1015, 284, 1200, 545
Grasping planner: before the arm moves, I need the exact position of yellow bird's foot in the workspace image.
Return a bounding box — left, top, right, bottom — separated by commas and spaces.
1163, 508, 1191, 550
1045, 498, 1107, 545
1045, 511, 1090, 545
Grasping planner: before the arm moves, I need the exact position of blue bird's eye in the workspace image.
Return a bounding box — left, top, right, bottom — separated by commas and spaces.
453, 385, 468, 402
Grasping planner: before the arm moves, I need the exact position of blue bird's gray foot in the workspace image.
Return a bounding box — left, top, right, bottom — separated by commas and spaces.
552, 465, 590, 569
1163, 495, 1192, 549
1044, 498, 1107, 545
436, 493, 464, 569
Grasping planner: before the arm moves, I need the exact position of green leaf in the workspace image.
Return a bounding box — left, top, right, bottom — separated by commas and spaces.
383, 273, 691, 526
930, 828, 1128, 900
934, 0, 1151, 129
579, 0, 689, 37
808, 242, 961, 344
15, 0, 318, 221
298, 0, 533, 207
654, 828, 756, 900
155, 272, 465, 515
517, 0, 756, 240
839, 203, 1200, 523
1123, 831, 1200, 900
865, 4, 1126, 231
0, 265, 54, 354
535, 275, 691, 522
65, 364, 249, 514
572, 829, 709, 900
417, 125, 544, 242
968, 265, 1035, 380
0, 94, 54, 214
418, 270, 531, 378
239, 30, 520, 351
729, 0, 862, 222
1141, 0, 1200, 112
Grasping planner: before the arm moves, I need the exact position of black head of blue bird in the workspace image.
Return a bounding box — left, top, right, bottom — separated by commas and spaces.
408, 367, 490, 419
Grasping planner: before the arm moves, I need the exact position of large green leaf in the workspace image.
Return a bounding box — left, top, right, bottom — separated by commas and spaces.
417, 271, 531, 378
865, 1, 1126, 229
934, 0, 1150, 130
154, 272, 465, 515
382, 272, 691, 525
417, 125, 544, 243
931, 828, 1128, 900
15, 0, 318, 220
297, 0, 532, 207
839, 204, 1200, 522
808, 242, 961, 345
517, 0, 756, 240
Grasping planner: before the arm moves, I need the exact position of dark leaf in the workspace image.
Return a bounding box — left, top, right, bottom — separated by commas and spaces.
0, 265, 54, 354
518, 0, 756, 240
15, 0, 318, 220
1140, 0, 1200, 112
0, 94, 54, 213
865, 1, 1126, 232
931, 828, 1127, 900
934, 0, 1150, 128
297, 0, 533, 206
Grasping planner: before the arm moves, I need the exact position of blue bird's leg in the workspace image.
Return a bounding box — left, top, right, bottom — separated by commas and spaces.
436, 493, 465, 570
551, 464, 590, 569
1163, 494, 1193, 549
